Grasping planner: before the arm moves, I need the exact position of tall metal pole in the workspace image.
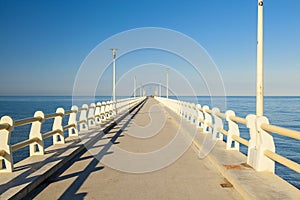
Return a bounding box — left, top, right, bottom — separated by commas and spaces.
134, 76, 136, 98
166, 68, 169, 99
256, 0, 264, 116
140, 82, 142, 97
110, 48, 118, 102
159, 80, 162, 97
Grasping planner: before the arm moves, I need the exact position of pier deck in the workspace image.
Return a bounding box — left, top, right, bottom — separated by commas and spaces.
1, 98, 299, 200
28, 98, 242, 199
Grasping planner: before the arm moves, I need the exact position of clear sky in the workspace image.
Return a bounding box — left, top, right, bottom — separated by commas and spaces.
0, 0, 299, 96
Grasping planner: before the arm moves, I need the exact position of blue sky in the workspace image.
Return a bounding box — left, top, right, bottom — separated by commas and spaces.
0, 0, 299, 96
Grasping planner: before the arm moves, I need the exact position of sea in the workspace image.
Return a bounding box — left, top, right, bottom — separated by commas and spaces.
0, 96, 299, 189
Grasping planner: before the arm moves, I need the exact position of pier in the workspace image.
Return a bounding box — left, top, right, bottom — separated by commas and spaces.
0, 96, 299, 199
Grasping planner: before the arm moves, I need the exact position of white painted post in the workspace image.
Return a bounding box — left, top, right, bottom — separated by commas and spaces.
246, 114, 258, 167
225, 110, 240, 150
87, 103, 96, 128
212, 108, 223, 140
100, 102, 106, 121
79, 104, 88, 131
202, 105, 212, 134
95, 102, 102, 125
0, 116, 14, 172
109, 100, 114, 117
29, 111, 45, 155
105, 101, 111, 119
256, 0, 264, 116
196, 104, 204, 128
68, 105, 78, 137
254, 116, 275, 172
52, 108, 65, 145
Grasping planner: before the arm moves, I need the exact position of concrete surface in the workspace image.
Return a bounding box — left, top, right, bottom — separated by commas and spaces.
29, 98, 242, 200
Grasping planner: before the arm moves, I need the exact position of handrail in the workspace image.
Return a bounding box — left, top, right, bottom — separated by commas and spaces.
65, 110, 74, 115
44, 113, 63, 119
232, 135, 249, 147
215, 112, 226, 119
0, 97, 145, 173
78, 120, 87, 124
11, 137, 40, 152
261, 123, 300, 141
207, 122, 214, 128
0, 149, 6, 157
155, 96, 300, 176
79, 107, 88, 111
63, 124, 76, 131
14, 117, 43, 127
206, 109, 212, 114
264, 150, 300, 173
218, 128, 228, 136
229, 116, 247, 125
0, 123, 10, 130
43, 129, 63, 139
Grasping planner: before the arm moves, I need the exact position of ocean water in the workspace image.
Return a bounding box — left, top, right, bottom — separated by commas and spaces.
0, 96, 299, 189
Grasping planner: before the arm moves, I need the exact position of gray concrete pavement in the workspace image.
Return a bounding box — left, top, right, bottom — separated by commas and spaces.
31, 98, 242, 200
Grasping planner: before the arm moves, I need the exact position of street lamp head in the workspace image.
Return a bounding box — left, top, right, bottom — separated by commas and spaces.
110, 48, 118, 59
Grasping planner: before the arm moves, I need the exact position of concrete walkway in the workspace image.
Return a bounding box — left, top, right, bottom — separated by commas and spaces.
28, 98, 242, 200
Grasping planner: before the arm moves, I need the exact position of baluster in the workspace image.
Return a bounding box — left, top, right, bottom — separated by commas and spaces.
95, 102, 102, 125
52, 108, 65, 145
68, 105, 78, 137
246, 114, 257, 167
29, 111, 45, 155
88, 103, 96, 128
0, 116, 14, 172
225, 110, 240, 150
105, 101, 110, 119
254, 116, 275, 172
100, 102, 107, 121
212, 107, 223, 140
196, 104, 204, 128
202, 105, 212, 134
79, 104, 88, 131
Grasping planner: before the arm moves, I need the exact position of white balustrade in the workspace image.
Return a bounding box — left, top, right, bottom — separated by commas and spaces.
0, 97, 145, 172
154, 96, 300, 174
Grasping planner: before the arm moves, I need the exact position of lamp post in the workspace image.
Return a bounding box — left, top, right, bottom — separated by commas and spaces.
166, 68, 169, 99
140, 82, 142, 97
110, 48, 118, 102
256, 0, 264, 116
159, 80, 162, 97
110, 48, 118, 114
134, 76, 136, 98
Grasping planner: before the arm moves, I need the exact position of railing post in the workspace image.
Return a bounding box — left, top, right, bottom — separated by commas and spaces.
68, 105, 78, 137
225, 110, 240, 150
95, 102, 102, 125
79, 104, 88, 132
52, 108, 65, 145
253, 116, 275, 172
100, 102, 106, 121
212, 108, 223, 140
0, 116, 14, 172
88, 103, 96, 128
190, 103, 197, 124
246, 114, 257, 167
202, 105, 212, 134
196, 104, 204, 128
179, 101, 183, 118
29, 111, 45, 155
184, 102, 188, 120
105, 101, 111, 119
